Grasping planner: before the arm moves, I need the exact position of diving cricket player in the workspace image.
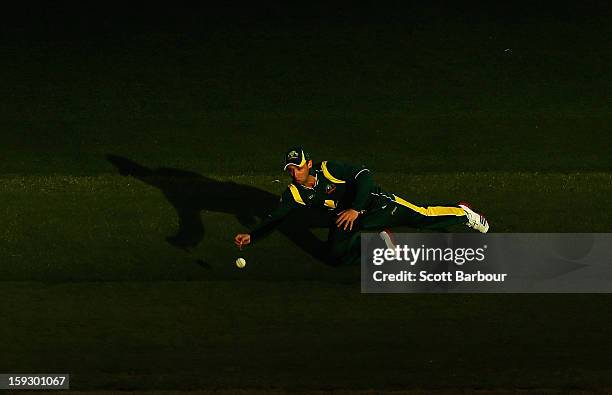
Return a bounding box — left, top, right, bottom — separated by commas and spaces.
234, 147, 489, 265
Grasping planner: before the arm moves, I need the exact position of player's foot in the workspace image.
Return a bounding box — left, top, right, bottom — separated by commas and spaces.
458, 202, 489, 233
379, 229, 396, 249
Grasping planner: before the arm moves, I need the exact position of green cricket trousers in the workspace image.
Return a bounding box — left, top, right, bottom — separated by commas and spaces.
328, 195, 467, 265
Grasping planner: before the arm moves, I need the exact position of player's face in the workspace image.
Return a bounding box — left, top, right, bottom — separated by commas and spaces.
287, 160, 312, 185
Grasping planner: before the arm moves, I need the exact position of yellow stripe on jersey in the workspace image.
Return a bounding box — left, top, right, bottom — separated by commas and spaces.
288, 184, 306, 205
321, 161, 346, 184
393, 195, 466, 217
324, 200, 336, 208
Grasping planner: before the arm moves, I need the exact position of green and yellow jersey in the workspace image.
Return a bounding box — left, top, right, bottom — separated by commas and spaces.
250, 160, 394, 241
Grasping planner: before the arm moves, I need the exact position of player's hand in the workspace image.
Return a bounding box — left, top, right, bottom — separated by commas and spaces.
234, 234, 251, 250
336, 209, 359, 231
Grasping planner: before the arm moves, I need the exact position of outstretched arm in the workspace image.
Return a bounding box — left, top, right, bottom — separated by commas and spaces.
234, 188, 297, 248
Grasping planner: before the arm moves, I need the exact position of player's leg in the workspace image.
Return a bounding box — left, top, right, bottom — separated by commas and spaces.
358, 208, 400, 248
327, 223, 361, 265
457, 202, 490, 233
330, 208, 405, 264
366, 195, 489, 233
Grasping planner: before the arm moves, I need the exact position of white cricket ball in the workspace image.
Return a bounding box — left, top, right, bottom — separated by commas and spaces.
235, 257, 247, 268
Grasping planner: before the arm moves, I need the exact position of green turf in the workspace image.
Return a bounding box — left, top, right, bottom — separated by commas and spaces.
1, 171, 612, 389
2, 282, 612, 390
1, 172, 610, 282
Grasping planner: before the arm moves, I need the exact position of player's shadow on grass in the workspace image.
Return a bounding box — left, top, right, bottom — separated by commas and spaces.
106, 154, 329, 264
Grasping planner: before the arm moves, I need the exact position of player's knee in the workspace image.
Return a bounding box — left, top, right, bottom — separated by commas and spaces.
328, 234, 361, 265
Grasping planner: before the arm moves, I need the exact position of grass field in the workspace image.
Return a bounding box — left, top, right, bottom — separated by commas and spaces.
2, 5, 612, 392
3, 282, 612, 390
2, 171, 611, 282
2, 170, 612, 391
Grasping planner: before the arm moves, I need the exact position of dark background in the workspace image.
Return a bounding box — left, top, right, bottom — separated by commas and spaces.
2, 1, 610, 175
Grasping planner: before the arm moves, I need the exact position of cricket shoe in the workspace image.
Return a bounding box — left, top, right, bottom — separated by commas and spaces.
458, 202, 489, 233
379, 229, 396, 249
